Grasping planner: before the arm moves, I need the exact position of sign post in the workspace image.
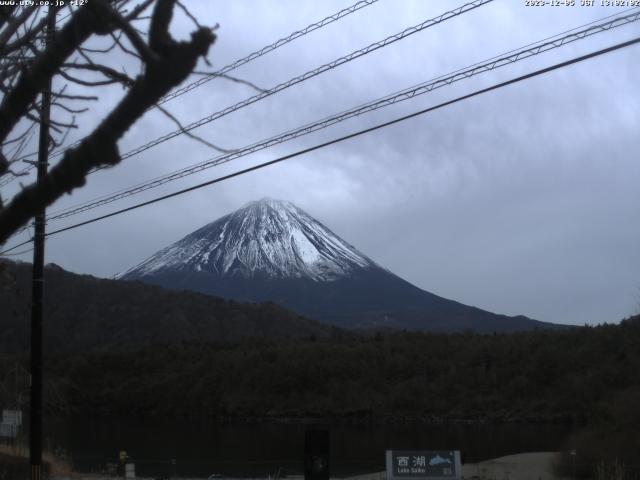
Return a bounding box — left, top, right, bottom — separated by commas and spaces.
305, 429, 330, 480
386, 451, 462, 480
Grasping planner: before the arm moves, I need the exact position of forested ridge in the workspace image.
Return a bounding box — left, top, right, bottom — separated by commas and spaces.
1, 313, 638, 477
1, 315, 635, 422
0, 260, 334, 354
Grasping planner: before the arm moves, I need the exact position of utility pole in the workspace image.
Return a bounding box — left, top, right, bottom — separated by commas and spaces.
30, 9, 54, 480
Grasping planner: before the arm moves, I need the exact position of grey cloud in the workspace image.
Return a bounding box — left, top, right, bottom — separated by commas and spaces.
6, 0, 639, 326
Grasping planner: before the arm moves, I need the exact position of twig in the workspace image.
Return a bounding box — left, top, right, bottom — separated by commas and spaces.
0, 5, 37, 52
63, 61, 135, 86
124, 0, 155, 21
59, 69, 119, 87
0, 0, 216, 244
108, 6, 159, 63
51, 102, 89, 114
155, 103, 233, 154
78, 34, 121, 54
176, 0, 201, 29
109, 30, 142, 60
217, 72, 267, 93
51, 92, 99, 101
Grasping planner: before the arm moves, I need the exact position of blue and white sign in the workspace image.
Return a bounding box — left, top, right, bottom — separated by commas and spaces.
2, 409, 22, 426
386, 451, 461, 480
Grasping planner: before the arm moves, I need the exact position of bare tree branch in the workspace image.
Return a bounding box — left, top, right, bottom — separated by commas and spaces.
0, 5, 37, 51
59, 69, 120, 87
0, 0, 216, 244
176, 0, 202, 29
1, 8, 57, 56
155, 103, 232, 154
78, 34, 120, 54
51, 91, 99, 101
0, 0, 116, 144
0, 6, 18, 31
107, 6, 159, 63
1, 119, 36, 147
124, 0, 156, 21
217, 72, 267, 93
109, 30, 142, 60
51, 101, 89, 114
63, 62, 134, 86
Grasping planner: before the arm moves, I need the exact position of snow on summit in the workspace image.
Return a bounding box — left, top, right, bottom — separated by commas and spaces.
120, 198, 377, 281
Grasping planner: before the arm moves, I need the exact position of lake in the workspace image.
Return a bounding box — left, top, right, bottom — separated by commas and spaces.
43, 417, 573, 478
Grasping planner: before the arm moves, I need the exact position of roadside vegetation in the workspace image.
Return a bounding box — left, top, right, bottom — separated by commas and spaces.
1, 316, 638, 420
1, 316, 638, 478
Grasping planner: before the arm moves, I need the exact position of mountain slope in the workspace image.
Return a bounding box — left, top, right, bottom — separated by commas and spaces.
121, 198, 376, 281
0, 260, 334, 354
121, 198, 559, 333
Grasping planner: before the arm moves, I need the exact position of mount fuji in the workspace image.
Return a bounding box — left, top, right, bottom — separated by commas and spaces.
120, 198, 556, 332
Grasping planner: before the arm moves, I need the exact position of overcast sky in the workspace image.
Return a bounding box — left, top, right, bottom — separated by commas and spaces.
3, 0, 640, 326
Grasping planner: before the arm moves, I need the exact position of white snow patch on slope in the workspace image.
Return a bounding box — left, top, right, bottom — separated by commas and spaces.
119, 198, 377, 282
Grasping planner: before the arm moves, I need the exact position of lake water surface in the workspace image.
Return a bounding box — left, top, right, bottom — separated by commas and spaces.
45, 417, 574, 478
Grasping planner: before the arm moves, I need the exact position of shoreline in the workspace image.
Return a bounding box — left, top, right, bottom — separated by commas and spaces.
210, 413, 583, 425
43, 412, 587, 426
44, 452, 561, 480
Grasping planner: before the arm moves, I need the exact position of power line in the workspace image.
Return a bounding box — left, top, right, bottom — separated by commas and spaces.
0, 0, 381, 184
110, 0, 493, 164
3, 34, 638, 251
156, 0, 380, 107
40, 9, 640, 224
4, 8, 638, 248
38, 35, 640, 240
0, 7, 85, 188
0, 238, 33, 256
0, 246, 33, 256
0, 6, 71, 188
3, 0, 494, 189
60, 0, 381, 157
4, 7, 639, 249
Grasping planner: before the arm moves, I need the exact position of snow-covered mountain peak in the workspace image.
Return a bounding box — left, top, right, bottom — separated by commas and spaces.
238, 197, 305, 220
120, 199, 378, 282
249, 197, 294, 209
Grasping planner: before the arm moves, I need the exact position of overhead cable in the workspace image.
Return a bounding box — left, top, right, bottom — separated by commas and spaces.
0, 238, 32, 256
43, 9, 640, 223
112, 0, 493, 163
157, 0, 381, 106
0, 0, 381, 183
34, 35, 640, 240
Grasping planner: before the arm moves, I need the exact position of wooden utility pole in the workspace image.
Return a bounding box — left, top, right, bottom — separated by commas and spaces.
30, 10, 54, 480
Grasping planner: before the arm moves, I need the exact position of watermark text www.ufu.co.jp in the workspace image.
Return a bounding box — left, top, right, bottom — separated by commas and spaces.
0, 0, 86, 6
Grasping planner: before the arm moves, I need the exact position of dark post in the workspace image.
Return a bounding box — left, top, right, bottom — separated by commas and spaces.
30, 9, 54, 480
304, 429, 330, 480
